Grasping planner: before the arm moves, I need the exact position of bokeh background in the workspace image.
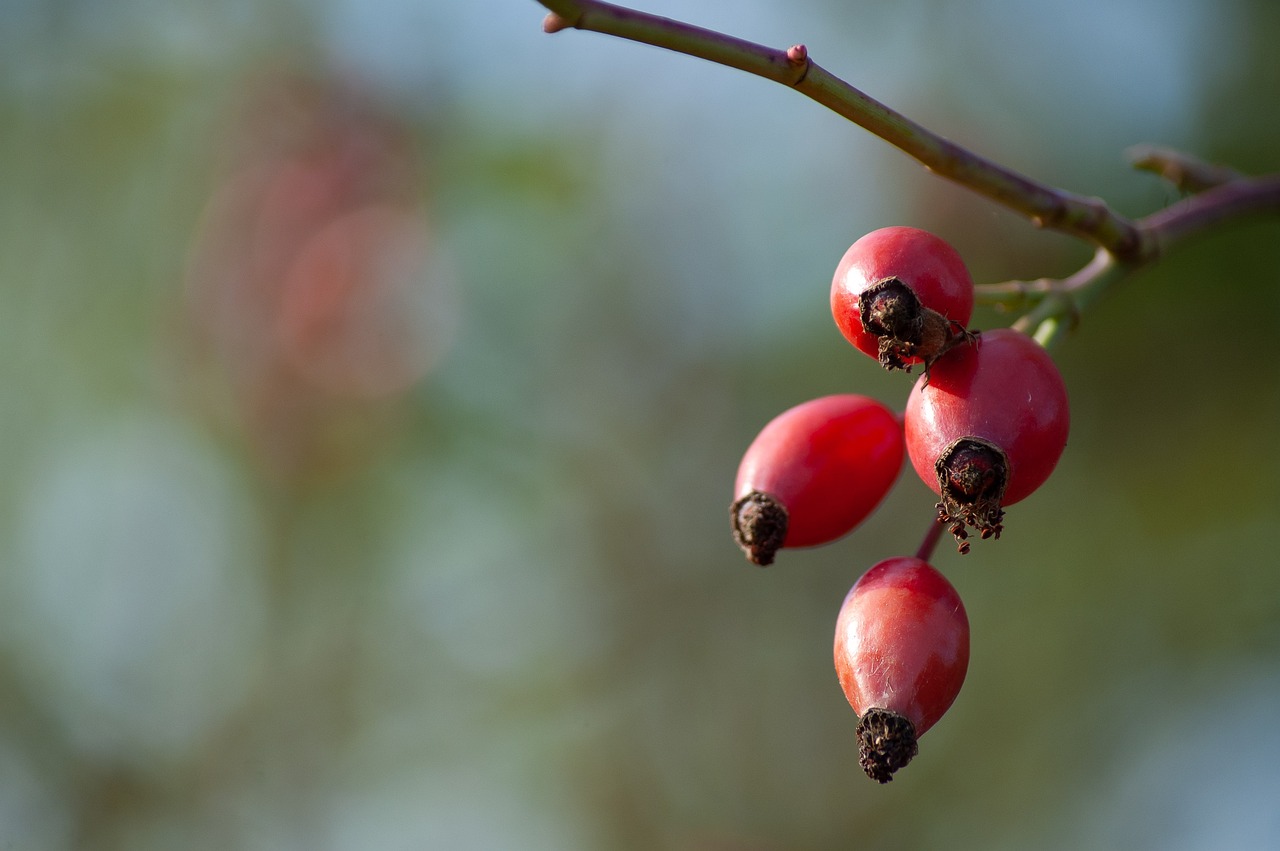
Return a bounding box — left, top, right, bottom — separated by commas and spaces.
2, 0, 1279, 848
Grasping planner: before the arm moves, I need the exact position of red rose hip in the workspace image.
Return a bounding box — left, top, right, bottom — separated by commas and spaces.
830, 227, 975, 372
834, 556, 970, 782
904, 327, 1070, 551
731, 395, 904, 566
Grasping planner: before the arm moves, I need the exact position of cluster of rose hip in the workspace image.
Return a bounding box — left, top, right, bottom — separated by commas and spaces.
729, 227, 1070, 783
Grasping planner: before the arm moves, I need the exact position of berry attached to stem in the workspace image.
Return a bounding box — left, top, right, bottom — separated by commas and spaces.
904, 328, 1069, 551
831, 227, 975, 373
732, 395, 904, 566
834, 557, 969, 783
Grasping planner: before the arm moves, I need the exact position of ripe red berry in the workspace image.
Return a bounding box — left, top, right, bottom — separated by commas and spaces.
834, 556, 969, 783
903, 327, 1070, 551
731, 395, 904, 566
830, 226, 975, 372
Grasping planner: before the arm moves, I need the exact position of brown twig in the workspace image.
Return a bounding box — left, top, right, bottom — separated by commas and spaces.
536, 0, 1147, 259
1127, 143, 1246, 193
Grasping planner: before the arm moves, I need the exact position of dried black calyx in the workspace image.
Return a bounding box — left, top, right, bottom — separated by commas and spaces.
859, 277, 975, 375
934, 436, 1008, 554
861, 278, 924, 344
856, 707, 919, 783
730, 491, 789, 566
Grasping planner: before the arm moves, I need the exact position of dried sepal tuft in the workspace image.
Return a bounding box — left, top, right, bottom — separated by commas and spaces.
934, 436, 1008, 553
855, 707, 919, 783
730, 491, 789, 566
859, 277, 975, 375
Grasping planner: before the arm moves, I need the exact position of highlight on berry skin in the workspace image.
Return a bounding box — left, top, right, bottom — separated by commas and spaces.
830, 226, 976, 374
833, 556, 969, 782
730, 394, 904, 566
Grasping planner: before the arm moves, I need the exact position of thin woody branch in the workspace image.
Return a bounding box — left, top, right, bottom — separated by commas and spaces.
994, 175, 1280, 347
1140, 173, 1280, 250
985, 175, 1280, 301
536, 0, 1147, 258
1127, 143, 1245, 193
536, 0, 1280, 350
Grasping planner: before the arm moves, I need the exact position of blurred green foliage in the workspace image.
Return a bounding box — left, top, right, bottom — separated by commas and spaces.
0, 1, 1278, 849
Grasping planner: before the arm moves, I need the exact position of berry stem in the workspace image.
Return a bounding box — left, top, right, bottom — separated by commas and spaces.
914, 516, 946, 562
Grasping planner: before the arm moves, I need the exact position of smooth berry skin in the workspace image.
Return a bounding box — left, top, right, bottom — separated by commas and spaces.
904, 327, 1069, 506
732, 395, 904, 564
833, 557, 969, 739
830, 226, 974, 364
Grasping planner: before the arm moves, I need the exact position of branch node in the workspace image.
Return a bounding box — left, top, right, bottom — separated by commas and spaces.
784, 43, 811, 86
542, 12, 577, 34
